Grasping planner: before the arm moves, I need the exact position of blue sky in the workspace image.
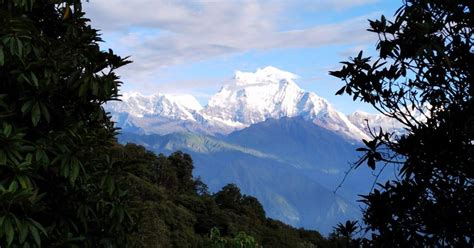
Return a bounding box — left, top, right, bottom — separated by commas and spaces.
84, 0, 401, 114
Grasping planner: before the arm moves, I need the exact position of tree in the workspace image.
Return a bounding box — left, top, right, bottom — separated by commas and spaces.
331, 220, 360, 247
214, 184, 244, 210
209, 227, 259, 248
0, 0, 132, 246
330, 0, 473, 246
168, 151, 196, 193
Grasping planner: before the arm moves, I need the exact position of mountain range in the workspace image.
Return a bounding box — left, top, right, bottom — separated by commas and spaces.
105, 66, 402, 234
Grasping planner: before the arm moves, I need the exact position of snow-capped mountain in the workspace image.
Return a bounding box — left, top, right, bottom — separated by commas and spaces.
202, 66, 368, 140
106, 66, 369, 141
106, 66, 400, 233
105, 93, 219, 135
348, 111, 406, 137
107, 92, 202, 120
347, 104, 431, 137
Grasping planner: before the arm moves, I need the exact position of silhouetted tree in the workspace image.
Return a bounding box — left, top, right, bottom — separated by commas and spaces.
334, 221, 358, 240
0, 0, 132, 246
241, 195, 266, 221
168, 151, 195, 193
331, 0, 473, 246
331, 220, 360, 247
215, 184, 244, 210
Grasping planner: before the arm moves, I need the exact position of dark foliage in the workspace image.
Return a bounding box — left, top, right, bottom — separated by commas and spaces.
119, 143, 349, 247
0, 0, 133, 247
330, 0, 473, 246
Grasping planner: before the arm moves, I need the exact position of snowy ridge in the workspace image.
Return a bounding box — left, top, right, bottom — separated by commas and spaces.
105, 66, 371, 141
107, 92, 202, 120
348, 111, 403, 136
233, 66, 298, 87
347, 106, 430, 137
203, 66, 368, 140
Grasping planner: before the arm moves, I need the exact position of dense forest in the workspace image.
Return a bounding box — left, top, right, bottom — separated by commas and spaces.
1, 0, 472, 247
109, 143, 349, 247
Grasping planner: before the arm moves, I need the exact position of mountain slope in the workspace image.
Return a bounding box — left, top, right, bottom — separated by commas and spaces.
226, 117, 359, 171
118, 127, 361, 234
190, 150, 360, 232
107, 92, 202, 119
115, 116, 387, 234
347, 111, 406, 137
202, 66, 368, 140
224, 117, 387, 203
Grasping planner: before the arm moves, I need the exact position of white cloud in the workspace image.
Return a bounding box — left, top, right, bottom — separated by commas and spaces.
296, 0, 379, 11
84, 0, 380, 90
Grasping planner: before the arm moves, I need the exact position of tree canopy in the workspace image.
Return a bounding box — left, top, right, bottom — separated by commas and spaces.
0, 0, 132, 246
109, 144, 346, 247
331, 0, 473, 246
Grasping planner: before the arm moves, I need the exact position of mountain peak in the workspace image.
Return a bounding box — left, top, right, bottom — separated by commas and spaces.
106, 67, 371, 141
160, 94, 203, 112
106, 92, 202, 120
233, 66, 298, 87
121, 91, 145, 100
204, 67, 305, 126
255, 66, 298, 79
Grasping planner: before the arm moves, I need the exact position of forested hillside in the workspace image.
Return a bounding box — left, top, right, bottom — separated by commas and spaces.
116, 117, 366, 234
114, 143, 349, 247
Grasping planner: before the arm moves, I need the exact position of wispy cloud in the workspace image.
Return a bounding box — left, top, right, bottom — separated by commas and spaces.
84, 0, 380, 92
296, 0, 379, 11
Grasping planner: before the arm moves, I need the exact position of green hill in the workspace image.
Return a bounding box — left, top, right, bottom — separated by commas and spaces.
115, 143, 349, 247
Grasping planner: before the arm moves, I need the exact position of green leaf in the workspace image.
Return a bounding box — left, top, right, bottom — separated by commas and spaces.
9, 180, 19, 192
35, 149, 49, 164
0, 47, 4, 66
19, 73, 31, 84
21, 100, 34, 113
5, 218, 14, 246
28, 218, 47, 236
30, 72, 38, 88
29, 225, 41, 247
19, 220, 29, 244
25, 153, 33, 164
18, 175, 31, 189
31, 102, 41, 126
62, 159, 70, 178
3, 123, 12, 137
70, 158, 80, 183
39, 103, 50, 123
16, 37, 23, 58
